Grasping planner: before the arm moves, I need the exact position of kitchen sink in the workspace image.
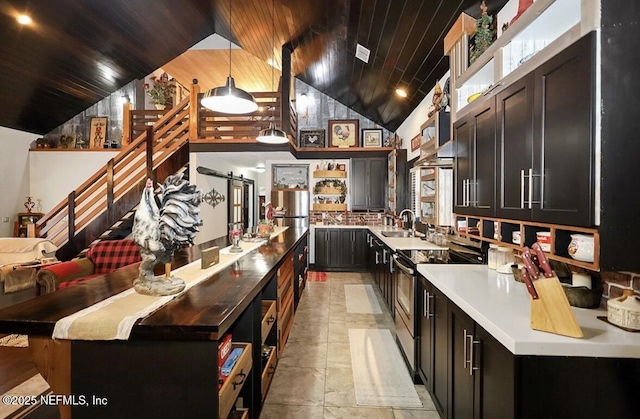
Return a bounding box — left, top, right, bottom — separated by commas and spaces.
381, 230, 413, 238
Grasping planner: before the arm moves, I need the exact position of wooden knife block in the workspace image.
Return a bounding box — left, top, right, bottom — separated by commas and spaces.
530, 275, 583, 338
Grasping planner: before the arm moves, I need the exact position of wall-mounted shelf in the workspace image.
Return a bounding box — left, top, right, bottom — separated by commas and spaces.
447, 0, 594, 119
454, 214, 599, 271
313, 170, 346, 178
313, 203, 347, 211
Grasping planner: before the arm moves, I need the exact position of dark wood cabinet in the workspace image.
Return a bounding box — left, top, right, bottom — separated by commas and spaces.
431, 284, 449, 416
313, 228, 367, 271
449, 302, 477, 419
420, 273, 514, 419
352, 158, 387, 210
454, 99, 496, 217
531, 31, 595, 227
461, 33, 595, 228
495, 74, 535, 221
449, 301, 516, 419
418, 274, 448, 417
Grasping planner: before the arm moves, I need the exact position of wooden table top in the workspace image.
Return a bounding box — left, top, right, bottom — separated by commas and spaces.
0, 228, 308, 341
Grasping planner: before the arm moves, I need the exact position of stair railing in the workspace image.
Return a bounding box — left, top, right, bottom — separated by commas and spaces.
36, 97, 191, 250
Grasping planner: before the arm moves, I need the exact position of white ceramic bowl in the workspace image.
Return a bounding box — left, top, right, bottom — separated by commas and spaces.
567, 234, 594, 262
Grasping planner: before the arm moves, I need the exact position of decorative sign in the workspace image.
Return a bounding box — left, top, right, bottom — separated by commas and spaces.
204, 188, 225, 208
201, 246, 220, 269
89, 117, 108, 149
411, 133, 421, 152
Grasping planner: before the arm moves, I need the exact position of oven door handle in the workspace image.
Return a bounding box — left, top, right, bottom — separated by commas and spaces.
392, 254, 414, 275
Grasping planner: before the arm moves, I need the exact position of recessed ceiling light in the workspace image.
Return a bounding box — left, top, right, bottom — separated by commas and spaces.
17, 14, 32, 25
395, 88, 408, 98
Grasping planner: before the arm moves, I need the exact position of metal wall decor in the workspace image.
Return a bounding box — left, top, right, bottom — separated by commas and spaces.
204, 187, 226, 208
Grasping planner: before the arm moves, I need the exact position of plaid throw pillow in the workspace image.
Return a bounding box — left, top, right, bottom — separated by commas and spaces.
87, 239, 141, 274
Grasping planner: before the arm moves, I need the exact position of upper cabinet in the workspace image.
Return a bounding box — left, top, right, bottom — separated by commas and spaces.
453, 98, 496, 217
495, 32, 595, 227
446, 0, 597, 120
351, 158, 387, 211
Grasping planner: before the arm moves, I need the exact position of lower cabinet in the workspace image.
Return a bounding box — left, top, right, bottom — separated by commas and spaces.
449, 302, 515, 419
418, 272, 639, 419
314, 228, 368, 270
420, 273, 516, 419
418, 276, 448, 416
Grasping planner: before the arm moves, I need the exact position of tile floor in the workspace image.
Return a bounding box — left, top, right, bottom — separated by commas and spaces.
260, 272, 439, 419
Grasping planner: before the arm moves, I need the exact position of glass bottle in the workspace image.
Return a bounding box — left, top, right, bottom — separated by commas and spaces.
488, 244, 499, 269
496, 246, 513, 269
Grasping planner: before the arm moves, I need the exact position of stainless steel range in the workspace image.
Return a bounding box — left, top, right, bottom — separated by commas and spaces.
393, 241, 485, 382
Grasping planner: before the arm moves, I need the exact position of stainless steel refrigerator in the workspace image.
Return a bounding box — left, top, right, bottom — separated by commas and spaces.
271, 190, 309, 228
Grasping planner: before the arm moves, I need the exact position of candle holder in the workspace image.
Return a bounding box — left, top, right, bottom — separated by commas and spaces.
228, 223, 244, 253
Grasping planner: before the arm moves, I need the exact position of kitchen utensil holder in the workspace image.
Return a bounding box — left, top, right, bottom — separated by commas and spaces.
530, 275, 583, 338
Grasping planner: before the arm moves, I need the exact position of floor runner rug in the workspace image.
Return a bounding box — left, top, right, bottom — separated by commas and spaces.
349, 328, 422, 407
0, 374, 51, 418
307, 271, 327, 282
344, 284, 382, 314
0, 334, 28, 347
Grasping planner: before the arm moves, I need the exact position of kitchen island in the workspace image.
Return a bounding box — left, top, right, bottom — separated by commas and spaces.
0, 227, 309, 419
417, 264, 640, 419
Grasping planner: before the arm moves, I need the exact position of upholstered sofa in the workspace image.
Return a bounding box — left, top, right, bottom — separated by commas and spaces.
0, 238, 59, 307
37, 239, 141, 294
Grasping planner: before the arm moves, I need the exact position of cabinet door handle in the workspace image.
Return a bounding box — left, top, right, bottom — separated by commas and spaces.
463, 328, 470, 370
383, 249, 388, 263
462, 179, 468, 206
470, 336, 480, 376
375, 251, 380, 264
426, 292, 433, 319
424, 289, 428, 317
528, 168, 533, 209
520, 169, 526, 209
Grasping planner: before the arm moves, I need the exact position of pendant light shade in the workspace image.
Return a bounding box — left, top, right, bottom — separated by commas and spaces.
257, 122, 289, 144
201, 0, 257, 115
201, 76, 258, 114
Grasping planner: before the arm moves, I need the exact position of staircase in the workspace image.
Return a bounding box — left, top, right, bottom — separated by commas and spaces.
34, 82, 296, 261
36, 98, 192, 261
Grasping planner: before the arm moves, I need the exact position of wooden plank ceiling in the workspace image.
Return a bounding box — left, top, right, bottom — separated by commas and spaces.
0, 0, 507, 135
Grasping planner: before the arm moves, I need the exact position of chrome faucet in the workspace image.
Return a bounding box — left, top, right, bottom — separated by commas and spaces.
398, 209, 416, 237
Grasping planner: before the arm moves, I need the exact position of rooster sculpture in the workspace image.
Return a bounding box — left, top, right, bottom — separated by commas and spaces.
132, 175, 203, 296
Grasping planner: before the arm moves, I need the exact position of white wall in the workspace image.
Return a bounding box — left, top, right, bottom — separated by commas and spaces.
29, 150, 119, 215
0, 127, 39, 237
396, 71, 451, 162
190, 153, 261, 244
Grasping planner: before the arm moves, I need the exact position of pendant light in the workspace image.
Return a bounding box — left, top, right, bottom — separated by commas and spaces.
201, 0, 258, 114
256, 0, 289, 144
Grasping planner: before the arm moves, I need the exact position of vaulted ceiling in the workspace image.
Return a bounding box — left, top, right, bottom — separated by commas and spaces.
0, 0, 507, 135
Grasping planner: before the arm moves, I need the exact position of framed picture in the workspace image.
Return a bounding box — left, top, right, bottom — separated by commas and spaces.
89, 117, 108, 149
272, 164, 309, 189
361, 128, 383, 148
299, 129, 325, 148
328, 119, 359, 148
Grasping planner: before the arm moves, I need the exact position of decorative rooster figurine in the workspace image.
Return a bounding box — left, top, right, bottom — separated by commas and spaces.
132, 174, 203, 296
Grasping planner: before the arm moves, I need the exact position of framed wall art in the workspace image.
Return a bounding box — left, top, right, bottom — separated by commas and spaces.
362, 128, 383, 148
89, 117, 108, 149
328, 119, 359, 148
299, 129, 325, 148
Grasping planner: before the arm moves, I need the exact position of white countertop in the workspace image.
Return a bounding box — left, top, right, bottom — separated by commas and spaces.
310, 224, 448, 252
417, 264, 640, 358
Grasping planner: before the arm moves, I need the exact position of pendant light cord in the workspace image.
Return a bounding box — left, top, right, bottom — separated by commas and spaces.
228, 0, 232, 77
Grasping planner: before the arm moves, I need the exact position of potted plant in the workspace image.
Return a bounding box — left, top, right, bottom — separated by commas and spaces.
145, 73, 175, 110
